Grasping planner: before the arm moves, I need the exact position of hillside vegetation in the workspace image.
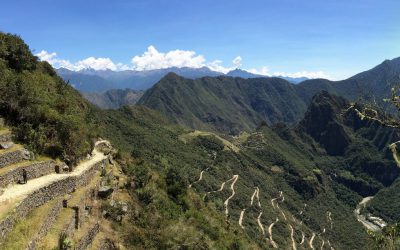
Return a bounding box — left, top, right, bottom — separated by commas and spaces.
94, 91, 400, 249
1, 32, 400, 249
0, 32, 95, 165
138, 58, 400, 134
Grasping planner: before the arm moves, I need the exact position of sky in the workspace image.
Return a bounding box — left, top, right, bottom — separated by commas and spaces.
1, 0, 399, 80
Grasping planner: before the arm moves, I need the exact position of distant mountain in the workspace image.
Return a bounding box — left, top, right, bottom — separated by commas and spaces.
83, 89, 144, 109
297, 57, 400, 109
57, 66, 310, 94
138, 57, 400, 134
226, 68, 308, 83
57, 66, 222, 92
226, 68, 263, 78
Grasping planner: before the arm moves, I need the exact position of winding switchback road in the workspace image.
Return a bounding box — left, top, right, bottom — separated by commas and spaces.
268, 217, 279, 248
223, 175, 239, 217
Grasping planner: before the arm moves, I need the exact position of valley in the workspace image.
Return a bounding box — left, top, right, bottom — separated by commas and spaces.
0, 30, 399, 249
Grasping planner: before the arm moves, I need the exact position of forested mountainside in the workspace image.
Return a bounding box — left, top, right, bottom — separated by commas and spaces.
96, 91, 400, 249
0, 32, 96, 165
138, 57, 400, 135
83, 89, 144, 109
138, 73, 308, 134
57, 67, 307, 95
1, 32, 400, 249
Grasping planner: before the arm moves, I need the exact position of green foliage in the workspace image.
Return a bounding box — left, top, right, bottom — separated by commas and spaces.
58, 232, 73, 250
0, 33, 37, 72
165, 166, 187, 201
0, 32, 96, 165
194, 135, 224, 153
368, 223, 400, 250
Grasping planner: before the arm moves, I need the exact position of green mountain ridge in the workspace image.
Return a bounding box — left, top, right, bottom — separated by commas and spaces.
138, 57, 400, 134
1, 32, 400, 249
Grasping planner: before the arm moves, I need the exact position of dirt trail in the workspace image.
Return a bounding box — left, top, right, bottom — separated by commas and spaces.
327, 240, 334, 250
223, 175, 239, 217
188, 168, 209, 188
250, 187, 261, 207
238, 209, 245, 229
239, 186, 261, 229
309, 232, 316, 250
289, 224, 297, 250
257, 212, 265, 235
389, 141, 400, 167
268, 217, 279, 249
300, 231, 305, 245
354, 196, 381, 231
203, 178, 227, 199
276, 191, 287, 221
0, 147, 107, 204
326, 211, 333, 229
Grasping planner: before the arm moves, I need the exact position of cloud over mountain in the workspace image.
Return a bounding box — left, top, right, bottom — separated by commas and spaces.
36, 47, 330, 79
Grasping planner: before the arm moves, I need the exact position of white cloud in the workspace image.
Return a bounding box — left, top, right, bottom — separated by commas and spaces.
271, 71, 329, 79
232, 56, 242, 68
36, 48, 331, 79
207, 60, 231, 74
247, 66, 269, 76
247, 66, 330, 79
131, 45, 206, 70
35, 50, 126, 71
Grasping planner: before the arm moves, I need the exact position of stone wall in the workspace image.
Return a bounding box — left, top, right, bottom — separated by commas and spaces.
27, 199, 63, 250
0, 160, 56, 188
75, 223, 100, 250
0, 148, 26, 168
0, 157, 108, 244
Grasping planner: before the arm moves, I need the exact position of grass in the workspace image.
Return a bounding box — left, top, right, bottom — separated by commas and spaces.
0, 144, 23, 155
1, 197, 61, 250
0, 127, 10, 135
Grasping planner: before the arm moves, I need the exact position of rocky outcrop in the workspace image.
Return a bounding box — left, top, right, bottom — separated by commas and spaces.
0, 160, 56, 188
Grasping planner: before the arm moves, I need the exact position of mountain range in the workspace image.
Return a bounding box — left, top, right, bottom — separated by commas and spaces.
56, 66, 309, 93
138, 57, 400, 134
1, 32, 400, 249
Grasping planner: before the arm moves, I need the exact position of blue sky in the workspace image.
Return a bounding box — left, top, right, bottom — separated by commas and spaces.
1, 0, 399, 79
